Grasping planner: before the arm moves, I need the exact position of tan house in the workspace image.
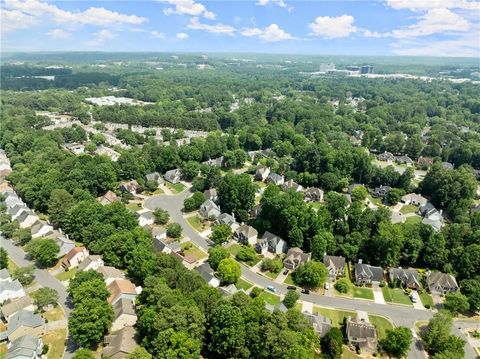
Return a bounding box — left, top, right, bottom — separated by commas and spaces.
96, 266, 126, 286
62, 247, 89, 270
1, 296, 35, 322
346, 314, 377, 354
0, 310, 44, 342
97, 191, 121, 205
78, 255, 104, 272
103, 326, 137, 359
107, 279, 139, 305
283, 248, 311, 271
111, 299, 137, 332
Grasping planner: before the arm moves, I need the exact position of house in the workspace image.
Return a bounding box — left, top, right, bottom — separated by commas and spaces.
372, 185, 391, 198
199, 199, 221, 219
95, 145, 120, 161
52, 236, 76, 258
395, 155, 413, 165
442, 162, 454, 170
196, 263, 220, 288
217, 284, 239, 297
30, 221, 53, 239
377, 151, 395, 162
401, 193, 428, 207
391, 211, 406, 224
0, 310, 44, 342
153, 238, 181, 254
111, 298, 137, 332
323, 255, 346, 279
119, 180, 140, 195
214, 213, 237, 228
62, 143, 85, 155
97, 191, 121, 205
96, 266, 126, 286
419, 203, 443, 221
282, 179, 303, 192
266, 173, 284, 186
147, 226, 167, 241
7, 204, 28, 220
136, 209, 155, 227
103, 326, 137, 359
202, 157, 224, 167
354, 261, 384, 285
265, 303, 288, 314
388, 268, 420, 290
5, 335, 43, 359
258, 231, 287, 255
204, 188, 217, 202
303, 312, 332, 337
233, 225, 258, 246
62, 247, 89, 270
284, 248, 311, 270
2, 193, 23, 209
421, 217, 443, 232
417, 156, 434, 167
0, 280, 26, 304
346, 315, 378, 353
164, 169, 181, 184
78, 255, 104, 272
107, 279, 140, 305
304, 187, 324, 202
145, 172, 163, 186
1, 296, 35, 322
16, 211, 39, 229
427, 271, 459, 295
0, 269, 11, 282
255, 165, 270, 181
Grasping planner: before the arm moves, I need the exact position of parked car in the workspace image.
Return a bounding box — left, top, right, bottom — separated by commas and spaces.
287, 285, 296, 290
267, 285, 277, 293
324, 283, 330, 290
301, 289, 310, 294
410, 295, 417, 303
283, 269, 289, 275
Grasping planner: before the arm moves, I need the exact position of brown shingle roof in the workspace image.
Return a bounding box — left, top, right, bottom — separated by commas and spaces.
62, 247, 86, 266
107, 279, 137, 304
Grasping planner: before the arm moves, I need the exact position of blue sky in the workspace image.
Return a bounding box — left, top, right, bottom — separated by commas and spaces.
2, 0, 479, 57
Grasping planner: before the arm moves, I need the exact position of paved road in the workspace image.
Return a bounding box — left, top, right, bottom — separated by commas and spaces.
145, 190, 435, 359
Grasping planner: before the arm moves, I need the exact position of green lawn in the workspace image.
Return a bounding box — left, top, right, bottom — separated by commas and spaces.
419, 292, 434, 309
284, 273, 295, 285
181, 242, 207, 261
352, 286, 374, 300
42, 329, 67, 359
405, 216, 422, 224
342, 346, 362, 359
144, 187, 165, 195
226, 243, 243, 256
55, 268, 77, 282
187, 215, 208, 231
259, 291, 281, 305
166, 182, 186, 193
8, 258, 18, 272
262, 270, 279, 280
367, 194, 383, 206
236, 278, 253, 291
382, 286, 412, 305
400, 204, 419, 214
241, 256, 261, 267
368, 314, 394, 340
126, 202, 142, 211
313, 306, 356, 327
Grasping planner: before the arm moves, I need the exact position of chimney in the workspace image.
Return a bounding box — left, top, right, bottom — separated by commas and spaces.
358, 259, 363, 264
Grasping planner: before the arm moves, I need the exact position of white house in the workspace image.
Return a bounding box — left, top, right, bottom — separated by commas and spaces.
78, 255, 104, 271
62, 247, 89, 270
0, 280, 26, 304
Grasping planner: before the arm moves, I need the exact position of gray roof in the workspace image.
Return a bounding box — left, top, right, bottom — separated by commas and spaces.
1, 295, 33, 318
16, 210, 35, 223
323, 255, 345, 272
145, 172, 161, 181
215, 213, 236, 226
355, 263, 384, 282
427, 271, 458, 291
96, 266, 125, 280
347, 317, 377, 340
2, 279, 24, 293
5, 335, 41, 359
388, 268, 419, 287
204, 188, 217, 199
113, 298, 136, 319
5, 310, 44, 338
235, 224, 258, 238
421, 217, 443, 231
304, 312, 332, 337
267, 173, 283, 183
196, 263, 216, 283
54, 236, 76, 257
78, 255, 102, 271
0, 268, 10, 280
103, 326, 137, 357
199, 199, 220, 217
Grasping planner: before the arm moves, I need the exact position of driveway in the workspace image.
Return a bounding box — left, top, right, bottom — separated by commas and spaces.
410, 291, 425, 310
372, 283, 386, 305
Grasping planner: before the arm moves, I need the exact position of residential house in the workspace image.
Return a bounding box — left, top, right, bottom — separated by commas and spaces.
111, 299, 137, 332
350, 136, 362, 146
96, 266, 126, 286
1, 296, 35, 322
107, 279, 140, 305
391, 212, 406, 224
199, 199, 221, 219
304, 187, 324, 202
119, 180, 140, 195
427, 271, 459, 295
417, 156, 433, 168
196, 263, 221, 288
282, 179, 303, 192
420, 203, 443, 221
0, 164, 12, 178
354, 261, 384, 285
0, 310, 44, 342
256, 231, 287, 255
346, 315, 378, 353
2, 193, 23, 209
7, 204, 28, 220
303, 312, 332, 337
266, 173, 284, 186
153, 238, 181, 255
97, 191, 121, 205
78, 255, 104, 272
388, 268, 420, 290
204, 188, 217, 202
265, 303, 288, 314
16, 211, 39, 229
218, 284, 239, 297
255, 165, 270, 181
401, 193, 428, 207
51, 236, 76, 258
30, 221, 53, 239
421, 218, 443, 232
102, 326, 137, 359
395, 155, 413, 166
372, 185, 391, 198
5, 335, 43, 359
145, 172, 163, 186
233, 225, 258, 246
323, 255, 346, 279
62, 143, 85, 155
0, 280, 26, 304
95, 145, 120, 161
202, 157, 224, 167
62, 247, 89, 270
214, 213, 237, 229
0, 269, 11, 282
147, 226, 167, 241
284, 248, 311, 271
164, 169, 181, 184
136, 209, 155, 227
442, 162, 454, 170
377, 151, 395, 162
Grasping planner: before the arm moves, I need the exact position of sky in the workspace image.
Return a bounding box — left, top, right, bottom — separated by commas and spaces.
1, 0, 480, 57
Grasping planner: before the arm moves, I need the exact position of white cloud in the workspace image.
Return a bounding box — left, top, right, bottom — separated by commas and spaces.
309, 15, 357, 38
361, 29, 386, 38
385, 0, 479, 11
187, 17, 236, 35
88, 29, 116, 46
390, 8, 470, 38
241, 23, 294, 42
1, 9, 37, 32
176, 32, 189, 39
151, 31, 166, 39
256, 0, 287, 7
47, 28, 71, 39
159, 0, 215, 19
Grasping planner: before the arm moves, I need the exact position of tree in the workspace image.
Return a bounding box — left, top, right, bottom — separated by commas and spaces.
48, 189, 74, 229
460, 276, 480, 312
12, 266, 35, 285
208, 246, 230, 271
26, 238, 60, 267
217, 258, 241, 284
380, 327, 412, 358
180, 161, 200, 181
351, 186, 367, 203
260, 258, 283, 273
293, 261, 328, 288
236, 246, 257, 263
150, 328, 202, 359
33, 287, 59, 311
421, 311, 464, 357
0, 248, 7, 269
443, 292, 469, 315
68, 270, 105, 296
13, 228, 32, 246
145, 180, 158, 193
209, 304, 245, 358
210, 224, 232, 245
166, 223, 182, 238
334, 278, 350, 294
183, 192, 205, 212
126, 347, 152, 359
153, 208, 169, 225
218, 173, 256, 222
320, 327, 343, 359
386, 188, 405, 205
72, 349, 96, 359
283, 290, 300, 309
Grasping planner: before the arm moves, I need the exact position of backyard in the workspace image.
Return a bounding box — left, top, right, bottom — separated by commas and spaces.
313, 306, 356, 327
226, 243, 243, 256
43, 306, 65, 322
352, 286, 374, 300
186, 215, 210, 231
55, 268, 77, 282
165, 182, 186, 193
381, 286, 412, 306
259, 291, 281, 305
400, 204, 419, 214
368, 315, 394, 340
126, 202, 142, 211
405, 216, 422, 224
42, 329, 67, 359
181, 242, 207, 261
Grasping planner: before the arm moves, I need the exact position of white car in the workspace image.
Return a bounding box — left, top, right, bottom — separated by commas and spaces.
324, 283, 330, 290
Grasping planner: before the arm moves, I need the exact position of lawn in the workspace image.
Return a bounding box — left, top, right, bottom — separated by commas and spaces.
262, 270, 279, 280
400, 204, 419, 214
0, 343, 7, 359
405, 216, 422, 224
43, 306, 65, 322
342, 346, 362, 359
187, 215, 208, 232
313, 306, 356, 327
241, 256, 261, 267
165, 182, 186, 193
226, 243, 243, 256
7, 258, 18, 272
368, 315, 394, 340
144, 187, 165, 195
259, 291, 281, 305
43, 329, 67, 359
126, 202, 142, 211
181, 242, 207, 261
381, 286, 412, 305
284, 273, 295, 285
367, 194, 383, 206
55, 268, 77, 282
236, 278, 253, 291
352, 286, 374, 300
419, 292, 434, 309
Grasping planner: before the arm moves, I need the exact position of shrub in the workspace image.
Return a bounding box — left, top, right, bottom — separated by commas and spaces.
236, 246, 257, 263
166, 223, 182, 238
334, 278, 350, 294
260, 258, 283, 274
